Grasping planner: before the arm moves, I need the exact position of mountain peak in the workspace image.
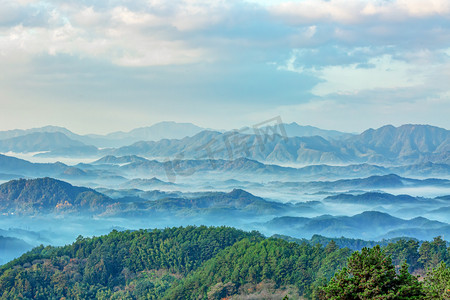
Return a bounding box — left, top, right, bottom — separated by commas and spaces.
228, 188, 256, 199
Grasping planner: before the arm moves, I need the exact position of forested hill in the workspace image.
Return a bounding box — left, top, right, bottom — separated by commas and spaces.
1, 227, 449, 299
0, 177, 112, 214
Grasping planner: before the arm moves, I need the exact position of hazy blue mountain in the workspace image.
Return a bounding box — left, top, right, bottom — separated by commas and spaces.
390, 162, 450, 178
119, 177, 176, 189
0, 126, 82, 141
0, 236, 33, 265
0, 178, 290, 218
0, 154, 68, 176
0, 132, 92, 153
270, 174, 450, 192
96, 188, 182, 201
0, 173, 22, 181
111, 130, 351, 164
110, 121, 204, 140
106, 188, 291, 219
91, 156, 447, 183
0, 228, 52, 245
280, 122, 354, 140
343, 124, 450, 164
0, 125, 113, 147
117, 157, 448, 181
323, 192, 427, 205
106, 124, 449, 165
34, 146, 99, 158
92, 155, 148, 165
19, 124, 449, 165
261, 211, 449, 240
0, 123, 206, 148
86, 121, 206, 147
0, 154, 100, 181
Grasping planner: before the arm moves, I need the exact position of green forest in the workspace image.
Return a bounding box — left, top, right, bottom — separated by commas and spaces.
0, 226, 449, 299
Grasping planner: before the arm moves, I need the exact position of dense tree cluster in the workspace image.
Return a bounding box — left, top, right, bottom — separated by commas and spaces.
165, 238, 351, 299
0, 226, 261, 299
0, 227, 449, 299
320, 246, 424, 299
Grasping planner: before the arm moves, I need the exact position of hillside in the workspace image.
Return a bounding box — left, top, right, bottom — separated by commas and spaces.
0, 178, 113, 214
0, 227, 264, 299
0, 226, 350, 299
0, 178, 291, 217
105, 188, 292, 218
0, 227, 447, 299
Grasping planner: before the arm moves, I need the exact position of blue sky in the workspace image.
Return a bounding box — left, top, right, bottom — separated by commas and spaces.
1, 0, 449, 134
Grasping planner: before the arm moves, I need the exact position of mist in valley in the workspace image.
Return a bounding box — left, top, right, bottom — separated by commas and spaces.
1, 123, 450, 266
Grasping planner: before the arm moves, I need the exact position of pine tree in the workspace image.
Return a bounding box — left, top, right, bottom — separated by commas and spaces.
321, 246, 424, 299
424, 262, 450, 300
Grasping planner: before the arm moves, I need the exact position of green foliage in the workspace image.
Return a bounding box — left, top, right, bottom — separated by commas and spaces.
383, 239, 420, 272
321, 246, 424, 299
0, 226, 259, 299
164, 238, 351, 299
1, 226, 448, 300
419, 236, 450, 271
274, 234, 416, 251
424, 262, 450, 299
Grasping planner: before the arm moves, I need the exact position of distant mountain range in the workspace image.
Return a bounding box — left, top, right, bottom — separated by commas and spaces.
260, 211, 450, 240
92, 155, 148, 165
119, 177, 176, 189
0, 122, 352, 148
0, 124, 448, 165
1, 177, 449, 241
106, 124, 450, 165
267, 174, 450, 192
0, 122, 206, 148
1, 153, 449, 186
88, 121, 206, 147
0, 178, 292, 218
0, 132, 90, 153
323, 191, 443, 205
278, 122, 354, 140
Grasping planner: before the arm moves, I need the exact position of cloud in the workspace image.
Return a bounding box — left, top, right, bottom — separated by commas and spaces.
1, 0, 449, 67
0, 0, 449, 133
270, 0, 450, 24
277, 41, 450, 98
312, 55, 425, 96
0, 0, 234, 66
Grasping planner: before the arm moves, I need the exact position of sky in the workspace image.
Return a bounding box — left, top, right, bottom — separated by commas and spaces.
0, 0, 449, 134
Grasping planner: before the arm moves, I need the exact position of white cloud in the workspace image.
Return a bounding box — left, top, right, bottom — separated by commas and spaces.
270, 0, 450, 25
311, 55, 425, 96
1, 0, 449, 67
0, 0, 232, 67
278, 45, 450, 97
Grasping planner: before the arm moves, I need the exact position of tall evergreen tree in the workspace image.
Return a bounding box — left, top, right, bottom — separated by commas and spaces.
321, 246, 424, 299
